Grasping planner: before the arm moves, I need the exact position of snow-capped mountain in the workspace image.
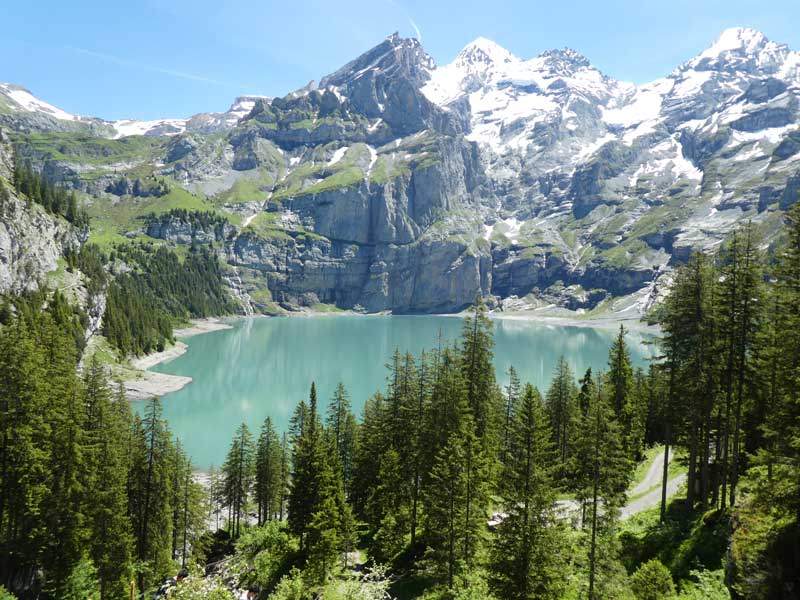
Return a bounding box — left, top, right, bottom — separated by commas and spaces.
0, 82, 80, 121
423, 39, 628, 156
0, 82, 266, 138
416, 28, 800, 290
110, 95, 271, 138
2, 28, 800, 315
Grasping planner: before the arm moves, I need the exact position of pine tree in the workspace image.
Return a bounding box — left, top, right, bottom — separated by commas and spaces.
425, 345, 469, 467
0, 317, 50, 585
129, 398, 174, 593
727, 224, 762, 507
351, 393, 389, 520
491, 383, 565, 600
460, 298, 501, 446
660, 252, 717, 508
81, 360, 134, 599
38, 316, 85, 595
305, 426, 353, 581
325, 383, 358, 498
502, 366, 521, 465
758, 203, 800, 519
288, 383, 325, 551
222, 423, 255, 538
425, 417, 490, 589
410, 350, 433, 548
576, 368, 595, 417
544, 356, 577, 477
256, 417, 282, 524
365, 448, 408, 561
717, 230, 741, 509
278, 433, 290, 521
606, 325, 644, 461
572, 379, 630, 599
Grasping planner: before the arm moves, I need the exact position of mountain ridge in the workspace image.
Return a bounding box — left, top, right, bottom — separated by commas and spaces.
2, 27, 799, 316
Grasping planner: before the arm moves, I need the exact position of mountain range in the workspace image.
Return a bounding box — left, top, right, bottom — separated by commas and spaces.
2, 26, 799, 315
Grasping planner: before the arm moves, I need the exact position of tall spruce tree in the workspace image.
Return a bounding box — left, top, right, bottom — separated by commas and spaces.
573, 379, 630, 599
288, 383, 325, 551
758, 204, 800, 518
727, 224, 762, 507
81, 360, 133, 599
129, 398, 175, 593
660, 252, 717, 508
0, 317, 51, 587
365, 448, 408, 561
325, 383, 358, 498
256, 417, 282, 524
502, 366, 521, 465
425, 416, 490, 589
491, 383, 565, 600
222, 423, 255, 538
544, 356, 577, 477
460, 299, 501, 446
606, 325, 644, 461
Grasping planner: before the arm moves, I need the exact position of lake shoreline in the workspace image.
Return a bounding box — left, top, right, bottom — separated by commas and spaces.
124, 309, 656, 401
265, 305, 656, 332
124, 318, 234, 400
486, 311, 659, 333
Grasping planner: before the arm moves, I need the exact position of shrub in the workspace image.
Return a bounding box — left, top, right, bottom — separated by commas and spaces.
0, 585, 17, 600
631, 559, 676, 600
270, 568, 307, 600
236, 521, 299, 593
676, 569, 730, 600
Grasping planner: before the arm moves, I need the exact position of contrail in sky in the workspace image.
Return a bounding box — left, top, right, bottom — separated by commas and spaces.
386, 0, 422, 41
64, 45, 245, 88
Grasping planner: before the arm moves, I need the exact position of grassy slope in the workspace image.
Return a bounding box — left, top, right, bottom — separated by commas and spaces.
87, 186, 235, 250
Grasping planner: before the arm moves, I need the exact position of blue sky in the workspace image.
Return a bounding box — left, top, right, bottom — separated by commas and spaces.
2, 0, 797, 121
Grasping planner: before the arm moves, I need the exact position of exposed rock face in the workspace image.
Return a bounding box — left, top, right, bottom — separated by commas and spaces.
145, 217, 235, 245
233, 231, 491, 313
0, 135, 79, 294
4, 28, 800, 315
0, 190, 79, 294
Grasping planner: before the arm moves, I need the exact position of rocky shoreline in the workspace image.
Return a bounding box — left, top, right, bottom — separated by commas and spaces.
123, 318, 234, 400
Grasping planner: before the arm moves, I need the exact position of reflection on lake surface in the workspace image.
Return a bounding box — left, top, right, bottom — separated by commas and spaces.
143, 315, 657, 469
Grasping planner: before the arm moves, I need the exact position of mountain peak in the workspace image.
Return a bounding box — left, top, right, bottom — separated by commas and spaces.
319, 33, 434, 90
535, 47, 594, 76
704, 27, 769, 57
0, 82, 78, 122
456, 37, 518, 68
684, 27, 789, 74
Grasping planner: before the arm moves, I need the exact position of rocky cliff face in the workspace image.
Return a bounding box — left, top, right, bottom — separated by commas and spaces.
3, 29, 800, 314
0, 135, 80, 294
0, 192, 79, 294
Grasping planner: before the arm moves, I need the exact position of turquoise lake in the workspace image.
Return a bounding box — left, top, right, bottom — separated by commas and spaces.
144, 315, 657, 469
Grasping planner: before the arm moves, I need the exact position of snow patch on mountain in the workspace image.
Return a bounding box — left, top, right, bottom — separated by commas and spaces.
603, 78, 671, 128
113, 118, 188, 138
225, 95, 269, 124
0, 83, 77, 121
328, 146, 349, 166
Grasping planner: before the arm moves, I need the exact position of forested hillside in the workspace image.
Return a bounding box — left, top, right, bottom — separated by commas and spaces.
1, 203, 798, 599
0, 294, 207, 599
